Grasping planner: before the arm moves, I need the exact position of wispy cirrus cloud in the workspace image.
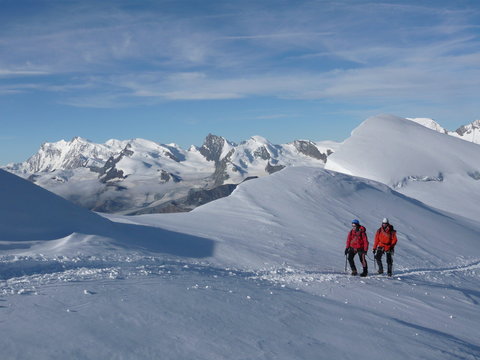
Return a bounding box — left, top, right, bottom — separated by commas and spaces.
1, 0, 479, 116
0, 69, 49, 77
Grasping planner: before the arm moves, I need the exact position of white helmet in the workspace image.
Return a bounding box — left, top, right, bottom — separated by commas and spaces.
382, 218, 389, 224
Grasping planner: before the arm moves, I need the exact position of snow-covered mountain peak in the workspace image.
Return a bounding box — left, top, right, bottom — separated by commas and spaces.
406, 117, 447, 133
127, 138, 161, 149
199, 134, 236, 162
12, 137, 115, 174
248, 135, 270, 144
327, 114, 479, 179
104, 138, 129, 149
325, 114, 480, 220
453, 119, 480, 143
70, 136, 92, 143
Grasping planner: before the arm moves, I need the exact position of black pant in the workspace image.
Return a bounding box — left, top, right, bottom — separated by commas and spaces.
375, 248, 393, 273
347, 248, 367, 271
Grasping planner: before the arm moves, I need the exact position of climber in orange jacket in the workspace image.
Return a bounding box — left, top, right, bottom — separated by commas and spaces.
373, 218, 398, 276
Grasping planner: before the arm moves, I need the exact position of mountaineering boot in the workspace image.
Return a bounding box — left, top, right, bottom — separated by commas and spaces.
351, 269, 358, 276
360, 267, 368, 277
377, 268, 384, 275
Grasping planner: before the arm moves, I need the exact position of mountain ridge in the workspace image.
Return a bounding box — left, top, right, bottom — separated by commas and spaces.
4, 134, 338, 214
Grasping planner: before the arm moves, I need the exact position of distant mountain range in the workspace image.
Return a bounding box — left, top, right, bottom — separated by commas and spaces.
4, 134, 339, 214
3, 117, 478, 215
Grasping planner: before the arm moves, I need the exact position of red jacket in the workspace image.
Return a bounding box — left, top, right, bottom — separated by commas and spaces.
346, 225, 369, 251
374, 225, 398, 251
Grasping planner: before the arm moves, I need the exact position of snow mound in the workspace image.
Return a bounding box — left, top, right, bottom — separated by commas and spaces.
0, 169, 112, 242
325, 114, 480, 220
0, 170, 214, 258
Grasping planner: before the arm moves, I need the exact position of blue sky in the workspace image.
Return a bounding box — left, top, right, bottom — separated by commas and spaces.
1, 0, 479, 165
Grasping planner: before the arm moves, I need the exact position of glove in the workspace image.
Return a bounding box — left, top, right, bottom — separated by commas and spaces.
389, 247, 395, 255
344, 248, 349, 256
373, 249, 376, 255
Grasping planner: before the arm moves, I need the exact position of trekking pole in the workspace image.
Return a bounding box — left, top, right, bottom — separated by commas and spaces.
366, 253, 376, 271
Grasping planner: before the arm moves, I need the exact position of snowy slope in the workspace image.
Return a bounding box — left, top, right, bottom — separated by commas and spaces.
1, 163, 480, 358
325, 114, 480, 220
0, 169, 112, 242
108, 167, 480, 269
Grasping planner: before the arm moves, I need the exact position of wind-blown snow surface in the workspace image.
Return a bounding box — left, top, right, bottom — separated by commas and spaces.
325, 114, 480, 221
1, 167, 480, 359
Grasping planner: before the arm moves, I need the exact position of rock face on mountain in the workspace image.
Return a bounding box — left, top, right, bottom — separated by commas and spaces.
293, 140, 330, 161
129, 183, 239, 215
98, 145, 134, 183
199, 134, 233, 162
3, 134, 336, 214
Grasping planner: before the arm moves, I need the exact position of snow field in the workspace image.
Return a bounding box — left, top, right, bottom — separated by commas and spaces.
1, 254, 479, 360
2, 114, 480, 359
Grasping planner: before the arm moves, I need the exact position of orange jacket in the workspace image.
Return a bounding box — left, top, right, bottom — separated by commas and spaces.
374, 225, 397, 251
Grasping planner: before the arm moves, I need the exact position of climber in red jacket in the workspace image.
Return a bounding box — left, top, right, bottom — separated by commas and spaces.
345, 219, 369, 277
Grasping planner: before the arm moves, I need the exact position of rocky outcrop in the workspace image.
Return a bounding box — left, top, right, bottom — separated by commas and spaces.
129, 183, 238, 214
212, 149, 236, 187
198, 135, 241, 187
253, 146, 271, 160
98, 145, 134, 183
393, 173, 444, 189
160, 170, 182, 183
265, 162, 286, 174
468, 171, 480, 180
293, 140, 328, 162
199, 134, 232, 162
